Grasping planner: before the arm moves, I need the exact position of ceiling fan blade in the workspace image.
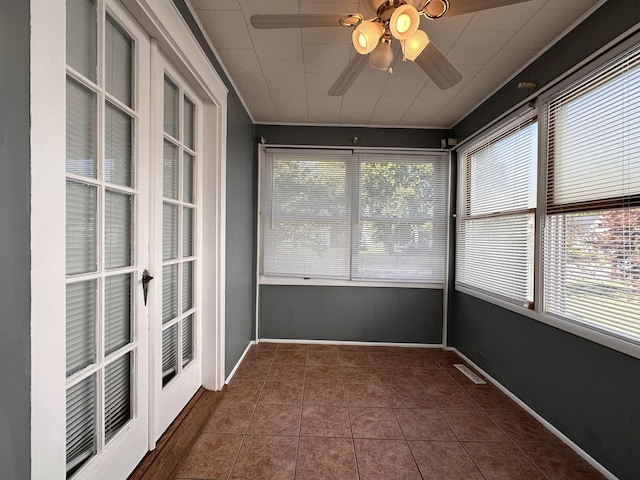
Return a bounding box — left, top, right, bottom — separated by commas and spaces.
445, 0, 534, 17
415, 43, 463, 90
328, 54, 369, 96
251, 14, 349, 29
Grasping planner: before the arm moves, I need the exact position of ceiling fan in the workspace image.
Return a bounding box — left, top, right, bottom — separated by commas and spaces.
250, 0, 534, 96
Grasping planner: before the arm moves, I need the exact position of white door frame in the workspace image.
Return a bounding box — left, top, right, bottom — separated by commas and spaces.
30, 0, 227, 476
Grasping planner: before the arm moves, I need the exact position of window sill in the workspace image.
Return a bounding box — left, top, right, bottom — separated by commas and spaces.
260, 275, 444, 289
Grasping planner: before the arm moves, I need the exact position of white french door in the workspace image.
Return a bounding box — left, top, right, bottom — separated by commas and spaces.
64, 0, 151, 478
31, 0, 226, 477
151, 51, 204, 441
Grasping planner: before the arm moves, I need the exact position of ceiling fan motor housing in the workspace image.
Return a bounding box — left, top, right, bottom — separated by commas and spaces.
376, 0, 407, 23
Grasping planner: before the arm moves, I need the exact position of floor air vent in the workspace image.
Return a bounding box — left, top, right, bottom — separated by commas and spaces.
453, 364, 486, 384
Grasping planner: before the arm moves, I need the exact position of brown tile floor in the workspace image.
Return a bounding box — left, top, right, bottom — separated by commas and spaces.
175, 343, 606, 480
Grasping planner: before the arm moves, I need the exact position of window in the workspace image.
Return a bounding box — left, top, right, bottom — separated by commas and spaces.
65, 0, 137, 475
544, 45, 640, 342
456, 116, 538, 306
260, 149, 448, 283
160, 74, 198, 387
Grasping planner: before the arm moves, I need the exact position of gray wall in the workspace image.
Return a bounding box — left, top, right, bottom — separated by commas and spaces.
174, 1, 257, 376
449, 1, 640, 478
260, 285, 443, 344
224, 94, 257, 375
255, 124, 448, 345
0, 1, 31, 478
451, 293, 640, 479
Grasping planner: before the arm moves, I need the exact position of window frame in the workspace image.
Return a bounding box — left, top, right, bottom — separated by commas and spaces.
257, 146, 449, 289
453, 30, 640, 361
541, 43, 640, 346
455, 115, 538, 308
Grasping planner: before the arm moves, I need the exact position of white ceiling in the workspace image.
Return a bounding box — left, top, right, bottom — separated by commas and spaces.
189, 0, 601, 128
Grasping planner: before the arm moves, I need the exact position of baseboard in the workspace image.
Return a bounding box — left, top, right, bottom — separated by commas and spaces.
258, 338, 444, 349
224, 340, 255, 384
448, 347, 617, 480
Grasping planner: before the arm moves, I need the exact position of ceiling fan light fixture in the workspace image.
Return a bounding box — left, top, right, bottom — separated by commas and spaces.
369, 39, 393, 71
390, 4, 420, 40
352, 20, 383, 54
403, 29, 430, 61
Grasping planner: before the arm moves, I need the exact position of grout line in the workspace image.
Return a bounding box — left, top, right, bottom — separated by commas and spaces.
226, 433, 245, 480
293, 364, 306, 480
345, 398, 361, 480
510, 439, 553, 480
387, 390, 427, 480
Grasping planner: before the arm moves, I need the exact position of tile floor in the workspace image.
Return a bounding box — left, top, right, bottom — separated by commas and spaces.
175, 343, 605, 480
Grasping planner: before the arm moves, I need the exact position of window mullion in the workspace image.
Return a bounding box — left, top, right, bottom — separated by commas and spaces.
349, 155, 359, 281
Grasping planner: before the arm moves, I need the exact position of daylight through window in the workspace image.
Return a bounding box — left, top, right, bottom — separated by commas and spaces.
456, 115, 538, 306
260, 149, 448, 283
544, 45, 640, 342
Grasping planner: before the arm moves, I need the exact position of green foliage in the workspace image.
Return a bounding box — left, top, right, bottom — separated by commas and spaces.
359, 162, 435, 253
270, 159, 436, 255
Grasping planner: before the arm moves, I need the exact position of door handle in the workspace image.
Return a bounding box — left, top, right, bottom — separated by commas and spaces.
142, 269, 153, 306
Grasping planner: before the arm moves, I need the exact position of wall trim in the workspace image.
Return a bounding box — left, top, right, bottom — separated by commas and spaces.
449, 347, 617, 480
258, 339, 443, 349
30, 0, 67, 476
224, 341, 255, 384
257, 143, 446, 153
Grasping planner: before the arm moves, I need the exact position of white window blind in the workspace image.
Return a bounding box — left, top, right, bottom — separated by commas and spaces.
66, 375, 96, 477
456, 116, 537, 306
353, 154, 448, 281
261, 149, 448, 283
65, 2, 137, 475
544, 44, 640, 342
262, 151, 352, 279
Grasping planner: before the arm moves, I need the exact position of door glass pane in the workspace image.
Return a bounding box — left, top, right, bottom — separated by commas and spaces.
182, 315, 194, 367
105, 274, 131, 355
66, 375, 97, 477
163, 141, 179, 199
105, 353, 132, 442
66, 180, 97, 275
66, 79, 97, 178
183, 207, 194, 257
105, 103, 133, 187
163, 203, 178, 260
66, 0, 97, 82
163, 77, 179, 138
162, 264, 178, 324
183, 261, 193, 313
66, 281, 97, 376
183, 153, 194, 204
162, 326, 178, 386
105, 15, 132, 107
105, 191, 133, 269
183, 97, 195, 150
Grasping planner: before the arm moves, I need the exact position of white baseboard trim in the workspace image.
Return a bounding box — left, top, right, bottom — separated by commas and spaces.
258, 338, 443, 349
225, 340, 255, 384
448, 347, 617, 480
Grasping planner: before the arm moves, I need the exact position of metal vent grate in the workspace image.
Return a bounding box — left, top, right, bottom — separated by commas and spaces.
453, 364, 486, 384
